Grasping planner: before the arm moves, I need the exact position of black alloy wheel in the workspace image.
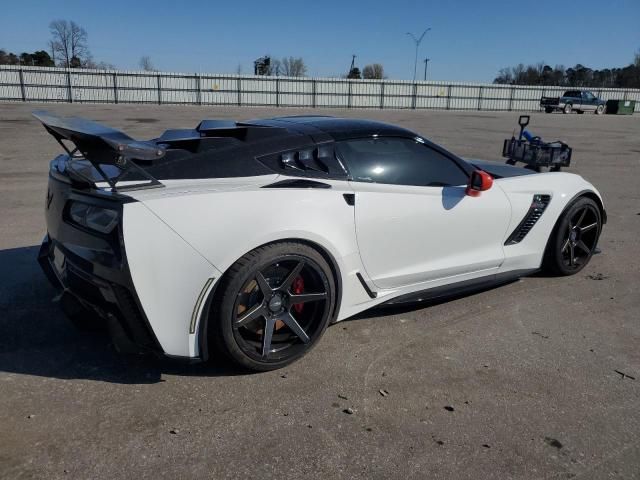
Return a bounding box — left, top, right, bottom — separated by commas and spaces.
544, 197, 602, 276
211, 242, 335, 371
559, 204, 600, 269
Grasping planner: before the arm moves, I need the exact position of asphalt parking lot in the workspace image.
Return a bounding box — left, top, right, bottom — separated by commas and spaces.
1, 103, 639, 479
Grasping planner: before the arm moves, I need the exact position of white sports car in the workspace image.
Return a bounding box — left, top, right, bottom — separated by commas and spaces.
35, 112, 605, 371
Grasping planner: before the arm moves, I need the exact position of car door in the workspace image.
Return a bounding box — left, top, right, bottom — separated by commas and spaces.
582, 91, 597, 111
336, 136, 512, 290
567, 91, 581, 110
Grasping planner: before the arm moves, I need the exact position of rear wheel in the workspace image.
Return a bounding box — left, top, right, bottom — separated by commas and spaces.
563, 104, 572, 114
545, 107, 553, 114
543, 197, 602, 276
210, 242, 335, 371
595, 104, 605, 115
577, 110, 584, 114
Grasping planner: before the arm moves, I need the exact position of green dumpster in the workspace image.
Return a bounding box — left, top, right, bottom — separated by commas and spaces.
605, 99, 635, 115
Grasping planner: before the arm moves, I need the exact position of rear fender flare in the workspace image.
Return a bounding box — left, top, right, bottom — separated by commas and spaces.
196, 237, 343, 362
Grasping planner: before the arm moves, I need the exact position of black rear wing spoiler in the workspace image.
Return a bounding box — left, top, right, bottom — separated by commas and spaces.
33, 111, 288, 192
33, 110, 166, 191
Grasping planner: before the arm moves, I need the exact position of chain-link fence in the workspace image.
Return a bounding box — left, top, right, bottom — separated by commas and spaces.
1, 65, 638, 112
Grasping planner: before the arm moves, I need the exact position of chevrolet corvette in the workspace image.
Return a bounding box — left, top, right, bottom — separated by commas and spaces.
35, 112, 605, 371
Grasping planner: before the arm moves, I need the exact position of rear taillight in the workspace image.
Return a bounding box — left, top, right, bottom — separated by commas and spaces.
68, 201, 119, 234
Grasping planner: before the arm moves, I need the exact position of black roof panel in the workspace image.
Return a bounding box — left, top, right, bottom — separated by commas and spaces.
268, 116, 415, 141
246, 116, 416, 141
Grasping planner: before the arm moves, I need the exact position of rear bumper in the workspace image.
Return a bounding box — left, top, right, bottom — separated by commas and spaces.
38, 233, 162, 355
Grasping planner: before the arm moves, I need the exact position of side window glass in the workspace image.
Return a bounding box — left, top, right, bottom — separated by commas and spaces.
335, 137, 468, 187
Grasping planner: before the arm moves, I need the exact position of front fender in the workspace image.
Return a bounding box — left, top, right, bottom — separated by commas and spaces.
496, 172, 604, 271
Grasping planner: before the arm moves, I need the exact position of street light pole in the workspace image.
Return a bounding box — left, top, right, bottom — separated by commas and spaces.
423, 58, 430, 81
406, 28, 431, 81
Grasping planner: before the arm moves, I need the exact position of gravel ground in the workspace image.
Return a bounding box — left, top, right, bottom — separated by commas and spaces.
1, 103, 639, 479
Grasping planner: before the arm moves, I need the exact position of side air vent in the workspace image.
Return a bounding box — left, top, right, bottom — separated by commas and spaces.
262, 179, 331, 189
505, 194, 551, 245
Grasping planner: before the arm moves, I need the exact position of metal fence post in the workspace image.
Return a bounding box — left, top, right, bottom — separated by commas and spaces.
411, 83, 417, 109
18, 68, 26, 102
275, 77, 280, 107
67, 69, 74, 103
446, 85, 452, 110
195, 74, 202, 105
347, 81, 352, 108
380, 82, 385, 109
157, 74, 162, 105
237, 77, 242, 106
311, 79, 317, 108
113, 73, 119, 104
478, 86, 483, 111
508, 86, 514, 111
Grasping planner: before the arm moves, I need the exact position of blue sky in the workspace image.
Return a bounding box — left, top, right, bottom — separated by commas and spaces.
1, 0, 638, 82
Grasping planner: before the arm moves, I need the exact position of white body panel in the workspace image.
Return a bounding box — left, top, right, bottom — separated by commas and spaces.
123, 202, 221, 357
123, 171, 603, 359
351, 181, 511, 289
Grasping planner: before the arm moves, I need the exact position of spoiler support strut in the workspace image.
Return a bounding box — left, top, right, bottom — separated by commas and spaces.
33, 110, 166, 192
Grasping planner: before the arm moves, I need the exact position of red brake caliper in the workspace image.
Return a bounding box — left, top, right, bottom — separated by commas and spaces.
292, 276, 305, 314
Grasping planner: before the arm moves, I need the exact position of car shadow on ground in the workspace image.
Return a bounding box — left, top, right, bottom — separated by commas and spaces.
0, 245, 528, 384
0, 245, 253, 384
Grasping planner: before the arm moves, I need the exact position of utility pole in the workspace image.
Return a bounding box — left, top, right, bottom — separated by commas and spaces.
406, 28, 431, 81
423, 58, 430, 81
349, 54, 356, 72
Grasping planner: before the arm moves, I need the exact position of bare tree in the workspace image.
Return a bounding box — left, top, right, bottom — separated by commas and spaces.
49, 20, 89, 67
635, 49, 640, 67
268, 58, 282, 76
139, 56, 156, 71
47, 40, 57, 66
363, 63, 384, 79
281, 57, 307, 77
84, 58, 116, 70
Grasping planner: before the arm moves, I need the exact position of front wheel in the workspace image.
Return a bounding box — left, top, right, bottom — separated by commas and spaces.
563, 104, 572, 114
210, 242, 336, 371
543, 197, 602, 276
595, 104, 605, 115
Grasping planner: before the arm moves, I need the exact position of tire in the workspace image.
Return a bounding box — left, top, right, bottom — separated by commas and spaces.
563, 103, 572, 114
542, 197, 602, 276
576, 110, 584, 114
545, 107, 553, 114
595, 104, 605, 115
209, 242, 336, 371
